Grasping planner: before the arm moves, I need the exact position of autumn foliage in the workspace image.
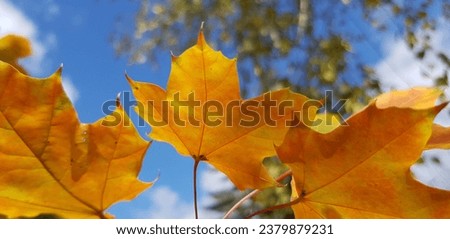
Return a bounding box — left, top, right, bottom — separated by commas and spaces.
1, 32, 450, 219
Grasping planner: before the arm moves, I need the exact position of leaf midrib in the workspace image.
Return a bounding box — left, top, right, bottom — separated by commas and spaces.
0, 76, 100, 216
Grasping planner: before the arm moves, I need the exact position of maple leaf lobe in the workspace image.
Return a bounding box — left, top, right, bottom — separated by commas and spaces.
277, 89, 450, 218
0, 61, 152, 218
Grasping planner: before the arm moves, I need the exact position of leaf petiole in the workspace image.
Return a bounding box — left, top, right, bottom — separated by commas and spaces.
223, 169, 292, 219
193, 159, 201, 219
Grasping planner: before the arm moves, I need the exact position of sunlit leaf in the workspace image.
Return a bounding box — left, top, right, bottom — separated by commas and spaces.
0, 35, 31, 73
277, 88, 450, 218
0, 61, 152, 218
127, 31, 314, 190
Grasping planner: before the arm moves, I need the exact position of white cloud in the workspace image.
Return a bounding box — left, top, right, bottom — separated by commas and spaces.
411, 150, 450, 190
130, 166, 233, 219
0, 0, 79, 103
62, 75, 80, 104
199, 167, 235, 214
200, 167, 234, 194
47, 0, 60, 18
375, 19, 450, 189
375, 20, 449, 92
141, 186, 193, 219
0, 0, 45, 74
0, 0, 35, 36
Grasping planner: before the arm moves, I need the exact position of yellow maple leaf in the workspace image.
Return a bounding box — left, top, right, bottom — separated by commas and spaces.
126, 31, 315, 190
0, 61, 152, 218
276, 88, 450, 218
426, 124, 450, 149
0, 35, 32, 74
374, 87, 443, 110
373, 87, 450, 150
310, 113, 342, 134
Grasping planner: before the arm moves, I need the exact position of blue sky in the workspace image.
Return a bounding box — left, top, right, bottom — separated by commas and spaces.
0, 0, 449, 218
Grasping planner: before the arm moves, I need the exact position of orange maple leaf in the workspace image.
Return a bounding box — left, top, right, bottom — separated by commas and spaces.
374, 87, 450, 150
0, 35, 32, 74
0, 61, 152, 218
126, 31, 315, 190
276, 88, 450, 218
426, 124, 450, 149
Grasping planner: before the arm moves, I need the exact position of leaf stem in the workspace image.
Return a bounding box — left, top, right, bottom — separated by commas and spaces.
193, 159, 200, 219
223, 188, 260, 219
245, 197, 302, 219
223, 169, 292, 219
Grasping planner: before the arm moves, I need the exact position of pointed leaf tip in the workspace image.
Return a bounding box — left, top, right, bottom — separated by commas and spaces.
116, 92, 121, 108
125, 73, 134, 85
197, 30, 207, 48
200, 21, 205, 31
426, 123, 450, 150
55, 64, 63, 76
170, 51, 177, 61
